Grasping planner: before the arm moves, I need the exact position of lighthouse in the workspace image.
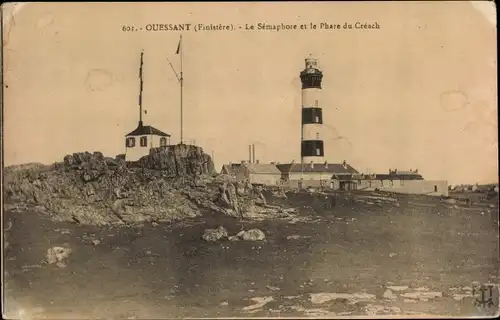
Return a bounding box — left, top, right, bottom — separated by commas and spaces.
300, 54, 324, 165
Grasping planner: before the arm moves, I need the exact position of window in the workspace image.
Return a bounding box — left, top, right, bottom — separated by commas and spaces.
316, 148, 321, 156
126, 137, 135, 148
140, 136, 148, 147
160, 137, 168, 147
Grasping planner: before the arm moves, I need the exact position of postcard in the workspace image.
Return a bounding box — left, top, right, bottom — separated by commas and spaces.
2, 1, 498, 319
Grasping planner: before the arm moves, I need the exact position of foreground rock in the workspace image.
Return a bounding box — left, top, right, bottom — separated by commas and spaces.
310, 292, 376, 305
237, 229, 266, 241
46, 246, 72, 268
202, 226, 229, 242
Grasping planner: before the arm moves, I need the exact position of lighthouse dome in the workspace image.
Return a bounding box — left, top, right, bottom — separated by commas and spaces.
305, 54, 319, 69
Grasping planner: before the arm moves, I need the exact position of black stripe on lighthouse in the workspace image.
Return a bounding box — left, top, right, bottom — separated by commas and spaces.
302, 107, 323, 124
301, 140, 324, 157
300, 72, 323, 89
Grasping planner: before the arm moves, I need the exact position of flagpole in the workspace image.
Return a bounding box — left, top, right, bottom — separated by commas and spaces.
139, 50, 144, 126
180, 34, 184, 144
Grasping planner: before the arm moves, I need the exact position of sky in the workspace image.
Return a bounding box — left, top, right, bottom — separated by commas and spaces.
2, 2, 498, 185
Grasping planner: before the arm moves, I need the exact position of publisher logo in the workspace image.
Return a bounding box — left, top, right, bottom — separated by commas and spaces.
473, 284, 499, 315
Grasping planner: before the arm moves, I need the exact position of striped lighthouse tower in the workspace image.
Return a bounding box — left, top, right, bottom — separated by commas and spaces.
300, 54, 324, 165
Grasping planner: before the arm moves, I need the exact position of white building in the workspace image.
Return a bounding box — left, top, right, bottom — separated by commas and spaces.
124, 51, 171, 162
125, 122, 171, 162
236, 161, 282, 186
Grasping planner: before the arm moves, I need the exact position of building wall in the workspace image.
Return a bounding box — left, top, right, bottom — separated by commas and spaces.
289, 172, 332, 181
249, 173, 281, 186
331, 179, 340, 190
285, 172, 356, 189
235, 166, 248, 182
235, 166, 280, 186
281, 179, 338, 189
125, 134, 168, 162
361, 179, 448, 196
125, 134, 152, 162
281, 179, 320, 189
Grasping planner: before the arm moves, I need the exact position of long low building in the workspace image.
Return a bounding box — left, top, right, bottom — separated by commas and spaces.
221, 161, 449, 196
235, 161, 282, 185
359, 169, 448, 196
277, 160, 360, 190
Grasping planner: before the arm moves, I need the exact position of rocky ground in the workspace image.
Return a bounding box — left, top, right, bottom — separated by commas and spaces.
3, 150, 500, 318
4, 189, 500, 318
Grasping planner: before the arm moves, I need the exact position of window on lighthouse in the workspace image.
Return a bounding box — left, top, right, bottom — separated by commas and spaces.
140, 136, 148, 147
160, 137, 168, 147
126, 137, 135, 148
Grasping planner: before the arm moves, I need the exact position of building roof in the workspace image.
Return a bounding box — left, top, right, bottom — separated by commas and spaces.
243, 163, 281, 175
126, 123, 170, 137
276, 162, 359, 174
221, 163, 241, 175
332, 174, 365, 181
374, 173, 424, 180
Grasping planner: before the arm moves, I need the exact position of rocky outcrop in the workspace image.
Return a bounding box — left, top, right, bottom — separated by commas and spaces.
3, 147, 283, 226
132, 145, 215, 176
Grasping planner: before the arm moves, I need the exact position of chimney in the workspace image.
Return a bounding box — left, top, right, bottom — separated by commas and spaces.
271, 161, 275, 165
252, 144, 255, 164
241, 160, 246, 164
324, 161, 328, 169
342, 160, 347, 169
310, 161, 314, 169
256, 160, 260, 164
248, 145, 252, 163
388, 168, 391, 174
291, 159, 295, 164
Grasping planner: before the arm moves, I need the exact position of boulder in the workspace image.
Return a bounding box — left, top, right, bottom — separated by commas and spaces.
46, 246, 72, 267
442, 198, 457, 205
202, 226, 229, 242
237, 229, 266, 241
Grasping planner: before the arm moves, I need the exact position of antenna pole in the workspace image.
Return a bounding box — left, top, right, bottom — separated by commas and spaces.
180, 34, 184, 144
166, 57, 180, 82
139, 50, 144, 125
